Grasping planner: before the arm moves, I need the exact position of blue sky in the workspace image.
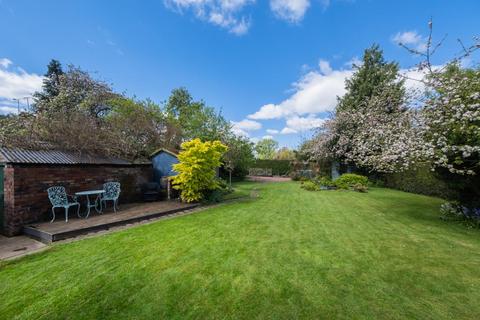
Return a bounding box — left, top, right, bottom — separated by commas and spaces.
1, 0, 479, 148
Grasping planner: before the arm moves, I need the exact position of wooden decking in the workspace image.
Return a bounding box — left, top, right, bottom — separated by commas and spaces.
23, 201, 198, 243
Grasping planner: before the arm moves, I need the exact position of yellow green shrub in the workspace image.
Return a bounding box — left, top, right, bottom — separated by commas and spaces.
171, 138, 228, 202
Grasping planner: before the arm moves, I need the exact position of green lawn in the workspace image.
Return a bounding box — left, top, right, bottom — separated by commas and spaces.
1, 182, 480, 319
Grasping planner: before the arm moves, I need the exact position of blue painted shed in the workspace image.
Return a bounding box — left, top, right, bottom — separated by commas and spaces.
150, 148, 179, 182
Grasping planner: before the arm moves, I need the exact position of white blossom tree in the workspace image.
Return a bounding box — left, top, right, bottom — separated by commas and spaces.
309, 46, 420, 173
310, 89, 422, 173
420, 65, 480, 176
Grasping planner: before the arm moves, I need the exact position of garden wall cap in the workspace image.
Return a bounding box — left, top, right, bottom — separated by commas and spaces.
0, 147, 145, 165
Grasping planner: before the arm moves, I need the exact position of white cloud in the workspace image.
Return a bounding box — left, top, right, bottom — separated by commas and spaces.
392, 30, 427, 52
246, 55, 434, 138
232, 118, 262, 130
231, 118, 262, 137
318, 59, 332, 75
247, 55, 434, 123
344, 56, 362, 68
164, 0, 332, 33
399, 65, 444, 101
229, 17, 250, 35
401, 68, 426, 91
0, 58, 12, 68
270, 0, 310, 23
285, 114, 325, 131
266, 129, 279, 134
270, 115, 326, 135
248, 59, 352, 120
164, 0, 254, 35
280, 127, 298, 134
0, 58, 43, 114
248, 103, 287, 120
0, 99, 20, 114
262, 135, 274, 139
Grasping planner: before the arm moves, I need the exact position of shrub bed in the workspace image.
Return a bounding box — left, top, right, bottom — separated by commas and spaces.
299, 174, 369, 192
300, 180, 320, 191
334, 173, 369, 190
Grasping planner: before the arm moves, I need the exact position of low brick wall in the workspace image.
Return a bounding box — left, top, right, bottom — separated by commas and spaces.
2, 164, 152, 236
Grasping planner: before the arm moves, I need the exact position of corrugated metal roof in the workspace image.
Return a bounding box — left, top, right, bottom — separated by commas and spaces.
0, 147, 137, 165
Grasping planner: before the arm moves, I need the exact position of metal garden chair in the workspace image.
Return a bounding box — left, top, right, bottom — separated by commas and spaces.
47, 186, 80, 223
100, 182, 121, 212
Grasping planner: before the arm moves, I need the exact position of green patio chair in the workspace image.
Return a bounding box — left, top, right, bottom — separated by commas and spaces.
101, 182, 121, 212
47, 186, 80, 223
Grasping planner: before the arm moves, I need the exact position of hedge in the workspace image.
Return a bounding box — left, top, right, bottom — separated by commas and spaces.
374, 164, 456, 200
252, 160, 292, 176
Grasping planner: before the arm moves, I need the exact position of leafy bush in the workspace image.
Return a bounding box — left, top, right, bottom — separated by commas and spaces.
353, 183, 368, 193
290, 169, 315, 181
440, 201, 480, 228
299, 174, 369, 193
300, 180, 320, 191
334, 173, 368, 190
315, 176, 335, 188
203, 179, 233, 203
290, 171, 302, 181
172, 139, 228, 203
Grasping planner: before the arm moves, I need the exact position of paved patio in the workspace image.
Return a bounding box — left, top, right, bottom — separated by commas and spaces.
24, 201, 198, 243
0, 235, 47, 260
246, 175, 291, 183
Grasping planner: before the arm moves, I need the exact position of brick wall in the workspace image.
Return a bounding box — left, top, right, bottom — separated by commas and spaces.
2, 164, 152, 236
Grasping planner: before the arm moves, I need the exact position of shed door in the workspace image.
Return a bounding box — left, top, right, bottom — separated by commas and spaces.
0, 165, 4, 231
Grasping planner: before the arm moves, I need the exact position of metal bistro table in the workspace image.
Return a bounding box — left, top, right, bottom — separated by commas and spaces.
75, 190, 105, 218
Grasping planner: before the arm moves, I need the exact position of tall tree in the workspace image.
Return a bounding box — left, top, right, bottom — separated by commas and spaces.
33, 64, 118, 117
420, 64, 480, 207
106, 97, 177, 160
223, 135, 255, 180
33, 59, 64, 107
275, 147, 296, 160
337, 44, 405, 113
255, 138, 278, 160
165, 88, 231, 143
309, 44, 414, 173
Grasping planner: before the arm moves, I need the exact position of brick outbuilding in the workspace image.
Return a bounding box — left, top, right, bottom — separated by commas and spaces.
0, 148, 152, 236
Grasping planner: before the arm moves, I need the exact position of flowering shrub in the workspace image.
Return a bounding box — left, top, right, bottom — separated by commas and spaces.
172, 139, 228, 203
